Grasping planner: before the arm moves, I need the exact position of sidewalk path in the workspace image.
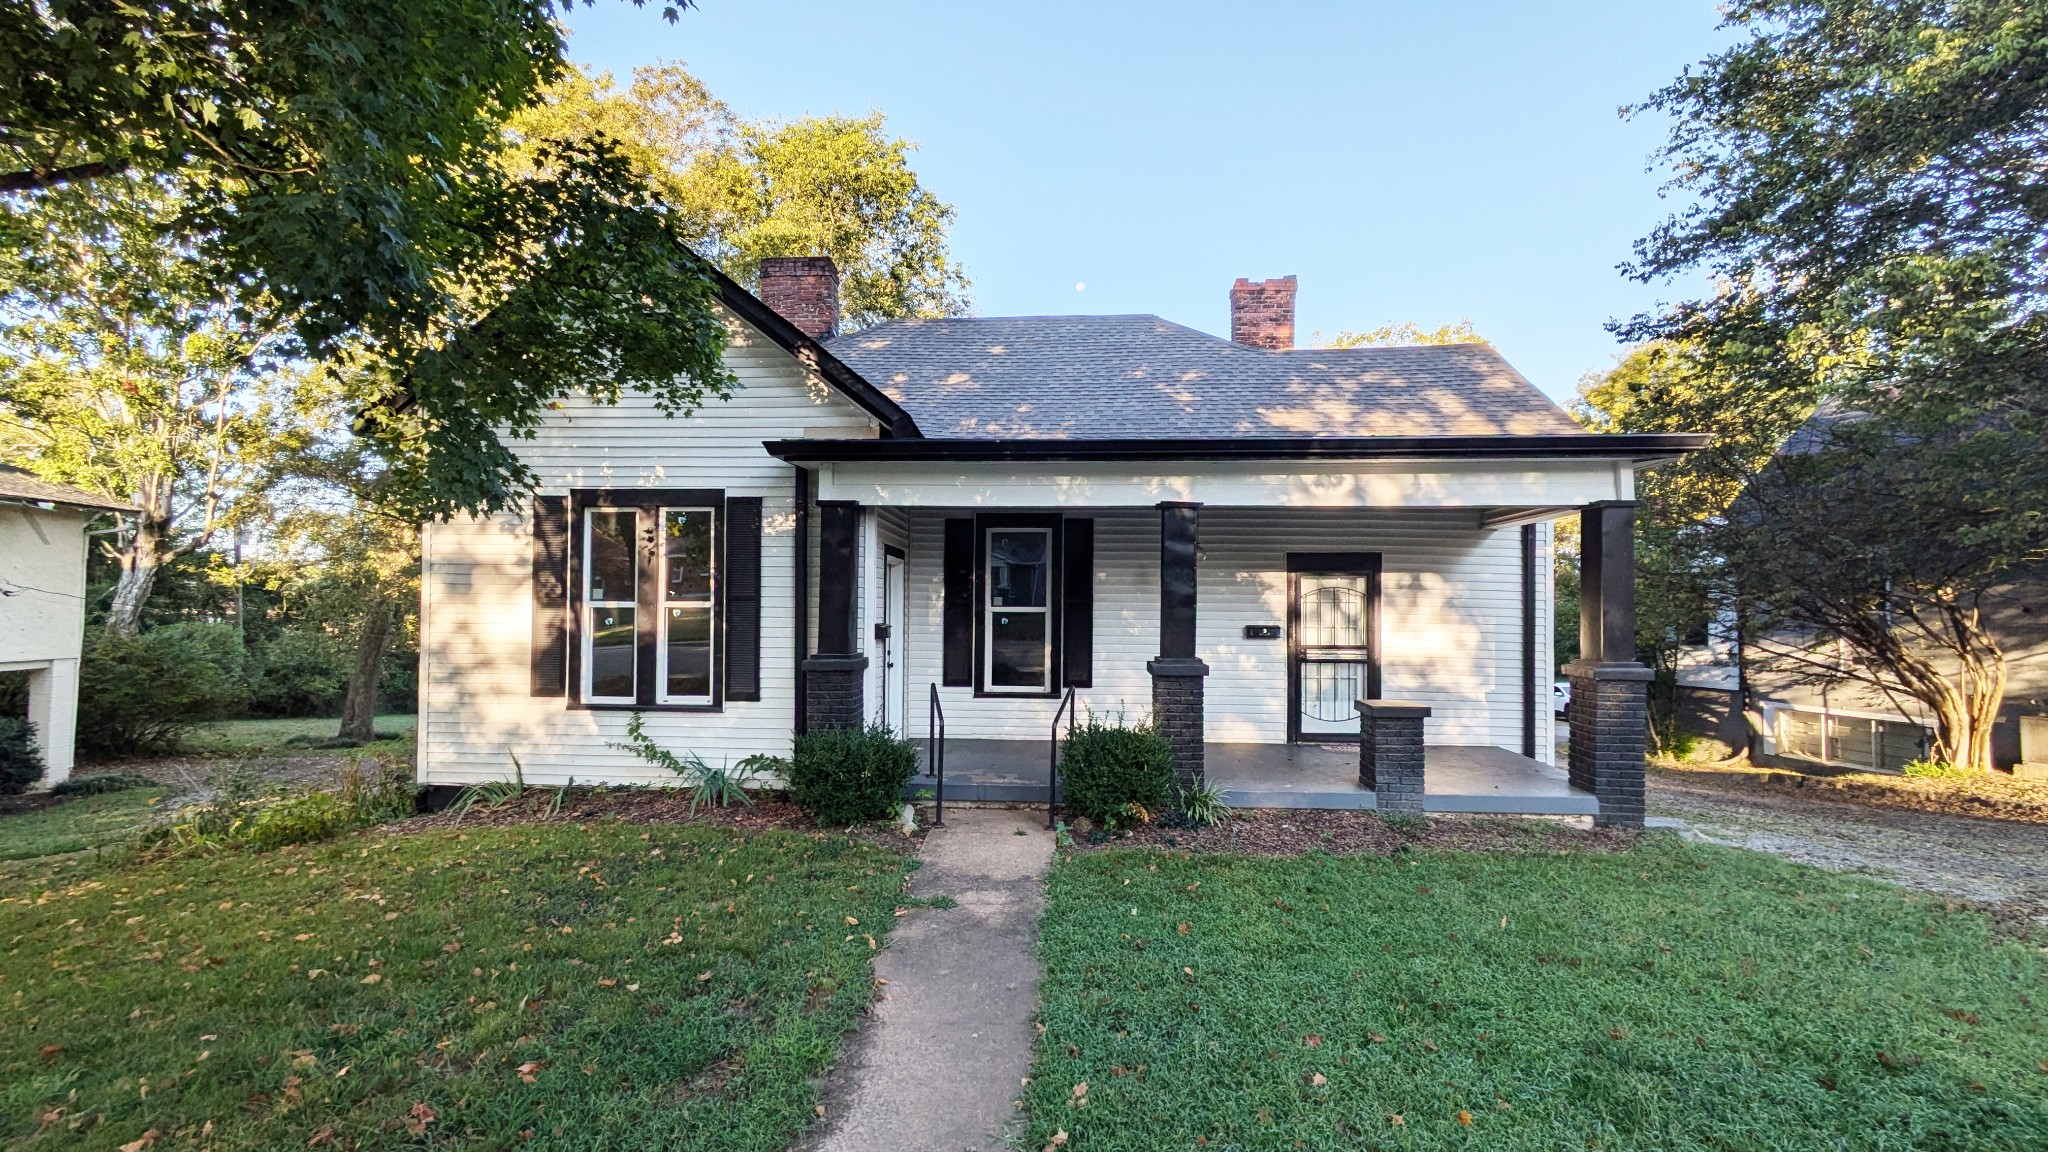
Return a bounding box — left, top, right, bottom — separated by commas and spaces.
809, 807, 1056, 1152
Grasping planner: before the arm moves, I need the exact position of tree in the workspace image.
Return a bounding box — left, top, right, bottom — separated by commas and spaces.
1572, 342, 1814, 751
507, 62, 971, 326
4, 1, 737, 520
0, 177, 303, 635
1321, 320, 1486, 349
1623, 0, 2048, 769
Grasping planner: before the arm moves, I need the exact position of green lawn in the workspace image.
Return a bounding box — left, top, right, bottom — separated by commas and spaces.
1, 816, 911, 1151
179, 714, 418, 757
0, 787, 164, 865
1027, 834, 2048, 1151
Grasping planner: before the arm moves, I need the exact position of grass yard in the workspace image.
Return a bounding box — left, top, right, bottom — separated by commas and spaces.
0, 787, 165, 866
1, 816, 911, 1151
179, 715, 419, 757
1027, 834, 2048, 1151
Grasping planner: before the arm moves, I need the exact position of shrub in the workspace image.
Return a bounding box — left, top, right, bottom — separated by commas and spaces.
1173, 779, 1232, 827
77, 623, 248, 759
246, 628, 349, 718
49, 772, 156, 798
610, 712, 754, 813
1059, 717, 1174, 827
0, 717, 45, 795
1903, 758, 1973, 780
789, 724, 919, 826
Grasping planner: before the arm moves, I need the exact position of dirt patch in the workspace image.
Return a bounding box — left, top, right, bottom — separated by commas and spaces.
69, 755, 366, 805
1654, 759, 2048, 824
0, 790, 71, 818
1066, 807, 1637, 858
1649, 768, 2048, 929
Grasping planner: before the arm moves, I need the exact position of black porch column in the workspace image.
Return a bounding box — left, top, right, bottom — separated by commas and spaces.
1562, 500, 1651, 827
803, 500, 867, 731
1147, 501, 1208, 784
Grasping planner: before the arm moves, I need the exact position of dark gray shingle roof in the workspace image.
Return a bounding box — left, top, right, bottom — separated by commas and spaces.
0, 467, 137, 512
824, 315, 1582, 440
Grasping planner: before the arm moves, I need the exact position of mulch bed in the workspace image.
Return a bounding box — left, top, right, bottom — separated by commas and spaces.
400, 786, 925, 850
1062, 807, 1638, 858
1652, 761, 2048, 824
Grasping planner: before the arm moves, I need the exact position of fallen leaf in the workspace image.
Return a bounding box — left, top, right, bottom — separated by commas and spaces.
1177, 922, 1191, 935
1388, 1114, 1405, 1127
38, 1109, 64, 1126
1072, 1081, 1089, 1097
1310, 1072, 1328, 1086
405, 1102, 436, 1136
307, 1125, 335, 1147
119, 1129, 162, 1152
1368, 1032, 1386, 1044
442, 941, 462, 954
1457, 1110, 1474, 1126
696, 971, 713, 982
1304, 1035, 1323, 1048
844, 916, 859, 927
38, 1045, 62, 1060
294, 933, 313, 942
360, 974, 382, 985
1422, 1038, 1439, 1052
598, 978, 617, 987
1046, 1130, 1069, 1149
516, 1061, 544, 1084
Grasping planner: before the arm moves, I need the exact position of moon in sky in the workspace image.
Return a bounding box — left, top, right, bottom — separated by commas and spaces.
1074, 281, 1086, 292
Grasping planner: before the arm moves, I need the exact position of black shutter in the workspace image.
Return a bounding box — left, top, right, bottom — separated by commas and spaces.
1062, 518, 1094, 688
530, 496, 569, 697
725, 497, 763, 701
942, 517, 974, 686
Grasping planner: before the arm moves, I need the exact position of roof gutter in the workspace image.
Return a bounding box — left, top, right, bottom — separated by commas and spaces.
763, 432, 1712, 465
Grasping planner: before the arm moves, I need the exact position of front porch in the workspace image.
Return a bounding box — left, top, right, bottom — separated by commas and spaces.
911, 739, 1597, 816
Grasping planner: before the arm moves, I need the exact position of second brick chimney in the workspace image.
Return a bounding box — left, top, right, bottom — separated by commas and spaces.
758, 256, 841, 340
1230, 275, 1297, 350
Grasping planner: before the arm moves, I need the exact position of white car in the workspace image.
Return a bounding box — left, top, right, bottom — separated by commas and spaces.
1553, 681, 1571, 717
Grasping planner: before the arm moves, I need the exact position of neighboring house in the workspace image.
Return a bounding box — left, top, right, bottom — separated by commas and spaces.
1674, 406, 2048, 773
0, 467, 134, 787
417, 259, 1703, 824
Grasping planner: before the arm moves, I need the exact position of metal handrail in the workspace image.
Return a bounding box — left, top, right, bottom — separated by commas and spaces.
927, 683, 946, 827
1048, 683, 1077, 829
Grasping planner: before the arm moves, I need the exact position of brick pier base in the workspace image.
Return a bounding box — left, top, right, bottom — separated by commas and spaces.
1562, 661, 1651, 827
1359, 700, 1430, 813
802, 656, 869, 732
1147, 658, 1209, 785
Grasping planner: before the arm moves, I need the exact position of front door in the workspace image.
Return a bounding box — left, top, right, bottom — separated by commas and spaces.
1287, 554, 1381, 741
881, 552, 907, 734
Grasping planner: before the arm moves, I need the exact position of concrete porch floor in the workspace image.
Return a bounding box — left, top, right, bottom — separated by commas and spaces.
911, 739, 1599, 815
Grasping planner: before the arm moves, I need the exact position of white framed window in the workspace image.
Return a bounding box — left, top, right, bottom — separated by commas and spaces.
984, 526, 1052, 693
582, 508, 639, 704
658, 507, 716, 704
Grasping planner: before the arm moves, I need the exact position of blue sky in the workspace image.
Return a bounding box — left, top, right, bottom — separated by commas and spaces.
565, 1, 1731, 403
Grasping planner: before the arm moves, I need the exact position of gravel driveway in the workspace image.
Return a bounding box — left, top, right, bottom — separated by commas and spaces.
1648, 768, 2048, 926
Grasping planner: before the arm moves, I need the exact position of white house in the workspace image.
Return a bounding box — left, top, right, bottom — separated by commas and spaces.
0, 467, 133, 787
417, 259, 1703, 824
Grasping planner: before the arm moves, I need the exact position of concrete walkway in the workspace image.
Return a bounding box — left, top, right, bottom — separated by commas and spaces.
809, 807, 1056, 1152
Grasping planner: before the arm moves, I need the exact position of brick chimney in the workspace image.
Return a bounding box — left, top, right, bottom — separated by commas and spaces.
758, 256, 841, 339
1230, 275, 1297, 350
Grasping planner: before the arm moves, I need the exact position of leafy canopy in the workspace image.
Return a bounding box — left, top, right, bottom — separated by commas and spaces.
3, 1, 737, 520
1320, 319, 1486, 349
508, 62, 971, 327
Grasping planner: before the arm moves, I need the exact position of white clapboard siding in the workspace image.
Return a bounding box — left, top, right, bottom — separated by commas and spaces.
417, 311, 876, 786
898, 508, 1553, 756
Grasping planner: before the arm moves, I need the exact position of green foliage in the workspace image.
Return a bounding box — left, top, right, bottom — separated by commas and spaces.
1902, 758, 1973, 780
610, 713, 756, 814
1026, 837, 2048, 1150
245, 628, 351, 718
76, 623, 248, 759
1058, 718, 1175, 827
510, 63, 971, 327
0, 717, 45, 795
1321, 319, 1486, 348
1171, 780, 1232, 828
788, 724, 919, 827
0, 819, 913, 1149
140, 757, 417, 857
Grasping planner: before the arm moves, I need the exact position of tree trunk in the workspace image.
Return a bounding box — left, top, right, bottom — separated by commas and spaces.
105, 549, 161, 638
338, 596, 394, 743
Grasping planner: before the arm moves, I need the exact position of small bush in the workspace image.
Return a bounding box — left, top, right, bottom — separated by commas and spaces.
610, 712, 754, 813
246, 629, 350, 718
77, 623, 248, 759
1059, 718, 1174, 827
789, 724, 918, 826
0, 717, 45, 794
1173, 780, 1232, 827
1903, 758, 1973, 780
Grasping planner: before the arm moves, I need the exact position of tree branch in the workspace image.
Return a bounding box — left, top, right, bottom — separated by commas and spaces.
0, 160, 124, 195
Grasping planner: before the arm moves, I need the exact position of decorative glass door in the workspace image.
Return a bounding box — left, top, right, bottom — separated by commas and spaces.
1292, 570, 1375, 738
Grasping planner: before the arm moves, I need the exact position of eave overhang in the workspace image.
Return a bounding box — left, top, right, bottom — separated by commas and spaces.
764, 432, 1712, 466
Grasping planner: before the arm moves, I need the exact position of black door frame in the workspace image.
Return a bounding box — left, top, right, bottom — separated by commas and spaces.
1285, 552, 1383, 744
